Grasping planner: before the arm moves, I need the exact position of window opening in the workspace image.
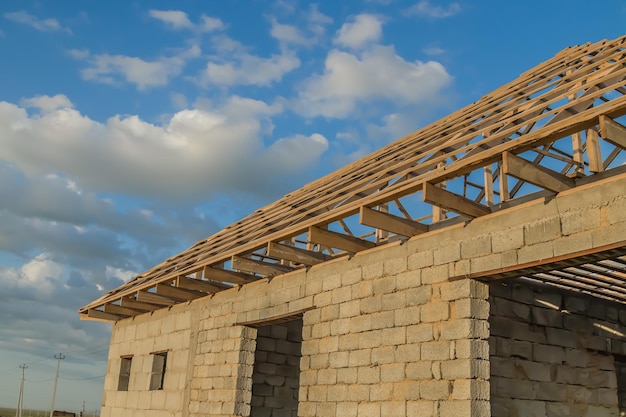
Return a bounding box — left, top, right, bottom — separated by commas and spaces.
149, 351, 167, 390
118, 356, 132, 391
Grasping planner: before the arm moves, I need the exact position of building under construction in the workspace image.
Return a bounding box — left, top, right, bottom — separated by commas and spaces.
82, 35, 626, 416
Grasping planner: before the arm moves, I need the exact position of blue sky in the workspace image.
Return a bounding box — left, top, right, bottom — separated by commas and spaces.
0, 0, 624, 412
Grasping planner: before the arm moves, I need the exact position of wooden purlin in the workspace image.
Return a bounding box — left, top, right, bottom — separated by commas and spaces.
79, 35, 626, 318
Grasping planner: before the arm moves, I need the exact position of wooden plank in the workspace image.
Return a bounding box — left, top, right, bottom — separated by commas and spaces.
136, 290, 177, 306
422, 182, 490, 219
103, 303, 142, 317
120, 297, 162, 312
502, 152, 574, 193
600, 115, 626, 149
203, 266, 258, 285
586, 129, 604, 173
176, 276, 223, 293
449, 240, 626, 282
156, 284, 206, 301
85, 309, 124, 322
359, 206, 428, 237
267, 241, 331, 266
308, 226, 376, 253
232, 256, 294, 277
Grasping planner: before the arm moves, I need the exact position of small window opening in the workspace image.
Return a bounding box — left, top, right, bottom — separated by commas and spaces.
149, 352, 167, 390
118, 356, 132, 391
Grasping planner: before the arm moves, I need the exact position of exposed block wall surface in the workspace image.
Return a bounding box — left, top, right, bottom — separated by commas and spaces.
98, 173, 626, 417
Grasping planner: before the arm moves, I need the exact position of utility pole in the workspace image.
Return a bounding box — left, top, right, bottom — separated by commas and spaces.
49, 353, 65, 417
15, 364, 27, 417
81, 400, 86, 417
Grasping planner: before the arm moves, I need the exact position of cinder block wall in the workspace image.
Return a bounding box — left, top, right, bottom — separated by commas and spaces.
98, 173, 626, 417
489, 281, 626, 417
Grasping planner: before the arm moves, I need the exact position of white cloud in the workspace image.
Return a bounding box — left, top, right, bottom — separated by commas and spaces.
77, 46, 200, 90
149, 9, 224, 32
200, 15, 225, 32
201, 51, 300, 87
405, 1, 461, 18
270, 18, 309, 46
21, 94, 73, 113
423, 46, 446, 55
149, 10, 194, 29
335, 14, 384, 49
4, 10, 71, 33
307, 4, 333, 36
0, 96, 327, 201
295, 45, 452, 118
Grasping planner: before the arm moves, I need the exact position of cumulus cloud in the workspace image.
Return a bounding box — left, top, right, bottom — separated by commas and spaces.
149, 10, 194, 30
270, 18, 309, 46
0, 95, 328, 201
335, 14, 384, 49
149, 9, 224, 32
3, 10, 71, 33
201, 50, 300, 87
21, 94, 74, 113
74, 46, 200, 90
295, 45, 452, 118
306, 4, 333, 36
405, 0, 462, 18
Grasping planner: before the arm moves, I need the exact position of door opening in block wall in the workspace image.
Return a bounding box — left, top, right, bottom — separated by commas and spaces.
249, 318, 303, 417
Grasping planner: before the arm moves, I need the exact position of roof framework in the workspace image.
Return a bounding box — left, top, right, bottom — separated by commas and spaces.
80, 35, 626, 322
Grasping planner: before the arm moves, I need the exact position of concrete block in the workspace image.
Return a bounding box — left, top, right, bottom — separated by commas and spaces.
406, 400, 435, 417
560, 208, 601, 236
433, 241, 461, 265
492, 227, 524, 253
395, 270, 421, 290
524, 216, 561, 245
517, 241, 555, 264
384, 256, 408, 275
407, 323, 433, 343
395, 343, 421, 362
371, 345, 397, 364
421, 264, 450, 284
394, 305, 421, 326
421, 341, 452, 360
421, 301, 449, 323
381, 363, 405, 382
357, 365, 381, 384
408, 250, 434, 270
553, 231, 593, 256
533, 344, 565, 364
461, 235, 492, 259
406, 361, 432, 380
420, 380, 450, 400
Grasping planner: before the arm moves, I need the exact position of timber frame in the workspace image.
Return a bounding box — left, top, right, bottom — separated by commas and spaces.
80, 35, 626, 322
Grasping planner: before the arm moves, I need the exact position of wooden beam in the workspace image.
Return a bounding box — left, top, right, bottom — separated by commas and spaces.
83, 309, 124, 322
267, 241, 331, 266
502, 152, 574, 193
359, 206, 428, 237
203, 266, 257, 285
156, 284, 206, 301
232, 256, 294, 277
120, 297, 162, 312
586, 129, 604, 173
177, 276, 224, 293
137, 290, 177, 306
422, 182, 490, 219
103, 303, 142, 317
308, 226, 376, 253
600, 115, 626, 149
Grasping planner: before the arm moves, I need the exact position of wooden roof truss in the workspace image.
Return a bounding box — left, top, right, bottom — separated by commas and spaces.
80, 35, 626, 322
